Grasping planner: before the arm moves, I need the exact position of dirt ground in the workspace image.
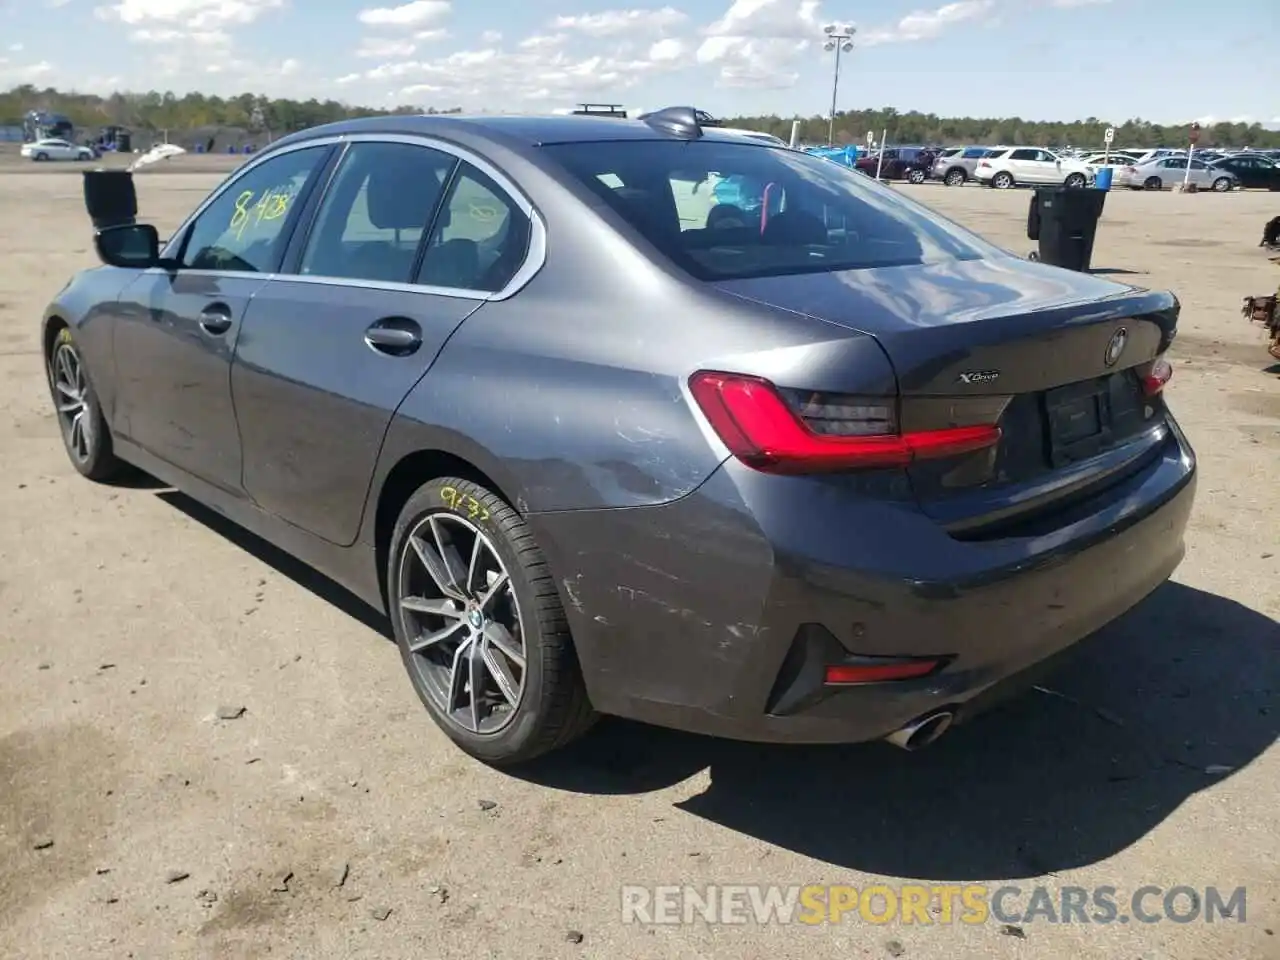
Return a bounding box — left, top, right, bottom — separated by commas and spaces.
1, 155, 1277, 960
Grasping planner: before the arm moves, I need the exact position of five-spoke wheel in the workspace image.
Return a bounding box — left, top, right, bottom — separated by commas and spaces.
388, 477, 596, 764
46, 327, 124, 481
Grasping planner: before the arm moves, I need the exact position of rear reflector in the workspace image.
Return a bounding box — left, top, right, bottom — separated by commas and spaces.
1140, 356, 1173, 396
689, 371, 1001, 473
825, 659, 941, 684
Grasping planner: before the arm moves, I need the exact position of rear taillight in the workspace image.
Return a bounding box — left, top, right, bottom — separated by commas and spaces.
1139, 355, 1173, 396
688, 371, 1002, 473
1123, 165, 1136, 173
978, 160, 990, 168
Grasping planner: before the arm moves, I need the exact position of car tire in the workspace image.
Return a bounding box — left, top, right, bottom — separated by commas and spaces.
387, 476, 597, 766
1144, 176, 1163, 191
907, 168, 926, 185
35, 152, 49, 162
46, 326, 127, 482
1211, 177, 1232, 192
1064, 173, 1087, 189
944, 169, 965, 187
992, 172, 1014, 189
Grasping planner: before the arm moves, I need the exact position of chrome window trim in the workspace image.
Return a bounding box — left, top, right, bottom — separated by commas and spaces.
159, 130, 547, 303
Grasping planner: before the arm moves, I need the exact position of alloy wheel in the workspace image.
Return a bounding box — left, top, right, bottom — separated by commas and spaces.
52, 342, 93, 463
397, 512, 526, 735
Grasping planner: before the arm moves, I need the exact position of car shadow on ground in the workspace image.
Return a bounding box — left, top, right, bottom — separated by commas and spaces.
1089, 267, 1147, 276
155, 489, 394, 639
516, 581, 1279, 880
152, 487, 1277, 880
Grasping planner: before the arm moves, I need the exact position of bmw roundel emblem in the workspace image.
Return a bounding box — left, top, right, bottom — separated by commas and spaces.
1104, 327, 1128, 367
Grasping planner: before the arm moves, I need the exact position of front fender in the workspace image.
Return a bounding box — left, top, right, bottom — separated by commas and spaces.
42, 266, 141, 424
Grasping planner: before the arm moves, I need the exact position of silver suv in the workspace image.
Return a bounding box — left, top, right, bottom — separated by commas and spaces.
932, 146, 1003, 186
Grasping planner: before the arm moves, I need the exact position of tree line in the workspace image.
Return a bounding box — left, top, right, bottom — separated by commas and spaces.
3, 84, 1277, 150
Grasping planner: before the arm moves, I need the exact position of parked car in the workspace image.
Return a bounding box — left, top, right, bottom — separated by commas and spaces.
856, 145, 932, 181
974, 147, 1094, 189
1208, 154, 1280, 191
20, 137, 96, 162
46, 107, 1195, 764
1082, 153, 1139, 169
718, 127, 790, 148
1114, 156, 1237, 192
932, 146, 1001, 186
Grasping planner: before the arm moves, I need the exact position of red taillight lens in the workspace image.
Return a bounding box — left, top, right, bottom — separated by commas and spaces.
978, 160, 990, 167
1140, 356, 1173, 396
825, 659, 941, 684
688, 371, 1001, 473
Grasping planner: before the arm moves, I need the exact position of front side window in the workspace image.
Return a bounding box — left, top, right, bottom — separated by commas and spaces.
298, 141, 457, 283
181, 146, 329, 273
415, 162, 531, 293
545, 139, 995, 281
1009, 149, 1038, 161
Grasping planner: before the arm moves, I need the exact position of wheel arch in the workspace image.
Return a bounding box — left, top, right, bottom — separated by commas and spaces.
372, 446, 522, 613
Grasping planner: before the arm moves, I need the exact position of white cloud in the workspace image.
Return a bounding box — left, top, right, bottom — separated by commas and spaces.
132, 27, 229, 45
480, 29, 502, 43
519, 34, 566, 50
552, 6, 688, 36
0, 60, 56, 83
95, 0, 285, 30
861, 0, 996, 45
649, 37, 685, 61
8, 43, 25, 53
357, 0, 450, 28
415, 28, 447, 41
697, 0, 823, 88
1049, 0, 1111, 6
351, 33, 682, 109
335, 72, 363, 85
357, 36, 418, 58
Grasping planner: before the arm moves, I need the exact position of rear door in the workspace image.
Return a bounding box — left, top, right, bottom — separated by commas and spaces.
231, 138, 535, 546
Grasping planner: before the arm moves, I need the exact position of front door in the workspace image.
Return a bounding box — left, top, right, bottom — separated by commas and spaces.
111, 144, 333, 492
232, 141, 536, 545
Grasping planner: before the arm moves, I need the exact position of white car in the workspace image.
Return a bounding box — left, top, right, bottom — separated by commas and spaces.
20, 138, 95, 162
1113, 156, 1237, 192
716, 127, 790, 147
974, 147, 1094, 189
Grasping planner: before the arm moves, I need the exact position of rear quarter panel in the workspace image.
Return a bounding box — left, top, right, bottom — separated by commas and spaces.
367, 172, 893, 516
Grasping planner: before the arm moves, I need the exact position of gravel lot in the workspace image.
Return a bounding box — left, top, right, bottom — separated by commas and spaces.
1, 154, 1277, 960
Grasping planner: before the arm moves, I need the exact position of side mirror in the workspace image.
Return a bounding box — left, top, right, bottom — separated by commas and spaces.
94, 223, 161, 269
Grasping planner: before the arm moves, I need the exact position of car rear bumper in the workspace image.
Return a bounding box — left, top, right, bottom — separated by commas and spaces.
531, 417, 1196, 745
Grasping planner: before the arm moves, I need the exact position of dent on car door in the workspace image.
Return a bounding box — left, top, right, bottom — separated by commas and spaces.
232, 140, 532, 546
112, 144, 333, 493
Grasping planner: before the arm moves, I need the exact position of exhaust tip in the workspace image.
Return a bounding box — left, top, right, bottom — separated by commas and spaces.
885, 710, 954, 751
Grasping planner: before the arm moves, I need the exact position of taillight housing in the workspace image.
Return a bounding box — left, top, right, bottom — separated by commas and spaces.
1138, 355, 1173, 397
688, 371, 1001, 474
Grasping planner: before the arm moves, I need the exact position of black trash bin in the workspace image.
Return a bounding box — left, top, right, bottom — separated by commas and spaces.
1027, 187, 1106, 272
82, 169, 137, 229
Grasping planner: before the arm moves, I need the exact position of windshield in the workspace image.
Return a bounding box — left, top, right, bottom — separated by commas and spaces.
543, 139, 996, 281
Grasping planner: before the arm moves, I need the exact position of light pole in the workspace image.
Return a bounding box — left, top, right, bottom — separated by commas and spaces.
822, 22, 855, 146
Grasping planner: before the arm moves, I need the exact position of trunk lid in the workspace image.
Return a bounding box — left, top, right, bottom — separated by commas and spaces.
715, 256, 1179, 532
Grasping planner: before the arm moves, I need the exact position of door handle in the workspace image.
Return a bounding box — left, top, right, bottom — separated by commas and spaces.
365, 317, 422, 356
199, 302, 233, 336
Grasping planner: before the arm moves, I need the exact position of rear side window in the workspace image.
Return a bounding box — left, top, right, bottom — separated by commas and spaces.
961, 147, 988, 158
298, 141, 456, 284
544, 139, 993, 281
415, 162, 531, 293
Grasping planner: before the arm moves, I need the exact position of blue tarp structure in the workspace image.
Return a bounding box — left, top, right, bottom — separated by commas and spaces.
805, 144, 859, 168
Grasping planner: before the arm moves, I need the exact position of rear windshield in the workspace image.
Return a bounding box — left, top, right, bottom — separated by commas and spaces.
543, 139, 993, 281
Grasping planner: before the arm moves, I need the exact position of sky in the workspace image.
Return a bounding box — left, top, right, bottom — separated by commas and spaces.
0, 0, 1276, 124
